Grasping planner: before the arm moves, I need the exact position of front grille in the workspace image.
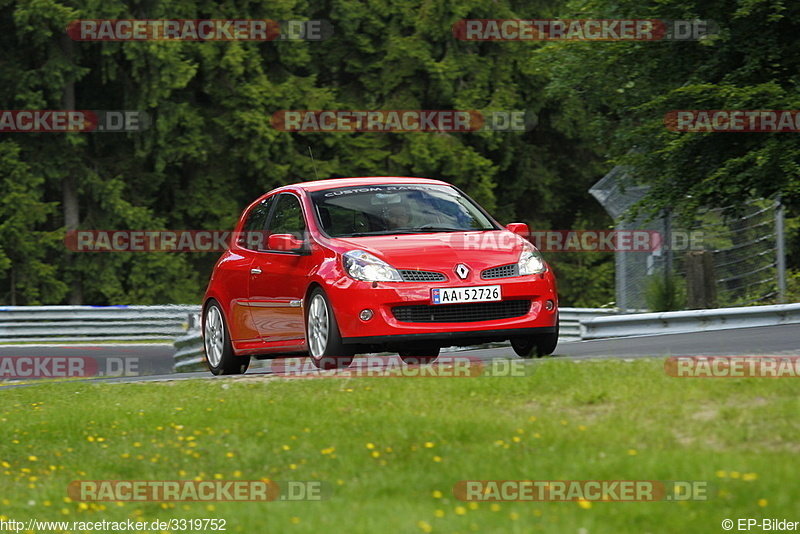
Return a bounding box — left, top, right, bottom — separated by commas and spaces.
481, 264, 519, 279
399, 270, 447, 282
392, 300, 531, 323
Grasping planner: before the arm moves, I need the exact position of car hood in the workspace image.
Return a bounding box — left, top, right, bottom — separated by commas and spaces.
328, 230, 528, 271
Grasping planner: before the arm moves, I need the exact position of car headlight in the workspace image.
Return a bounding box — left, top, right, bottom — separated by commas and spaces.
518, 244, 546, 275
343, 250, 403, 282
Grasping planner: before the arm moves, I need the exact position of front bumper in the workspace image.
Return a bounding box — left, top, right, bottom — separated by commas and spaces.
325, 271, 558, 346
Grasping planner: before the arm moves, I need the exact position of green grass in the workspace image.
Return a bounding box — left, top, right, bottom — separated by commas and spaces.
0, 358, 798, 533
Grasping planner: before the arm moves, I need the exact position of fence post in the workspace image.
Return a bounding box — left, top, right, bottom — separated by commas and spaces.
685, 250, 717, 309
776, 200, 787, 303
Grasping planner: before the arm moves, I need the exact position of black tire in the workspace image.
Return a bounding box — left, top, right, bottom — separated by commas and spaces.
398, 346, 441, 365
203, 300, 250, 375
306, 288, 354, 370
511, 317, 559, 359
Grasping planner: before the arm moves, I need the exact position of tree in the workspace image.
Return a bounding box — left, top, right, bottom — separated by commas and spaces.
538, 0, 800, 221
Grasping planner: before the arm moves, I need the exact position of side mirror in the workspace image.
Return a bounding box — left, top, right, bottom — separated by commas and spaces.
268, 233, 306, 252
505, 223, 529, 239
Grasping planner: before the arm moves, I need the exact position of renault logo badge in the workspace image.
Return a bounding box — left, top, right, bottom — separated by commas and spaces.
454, 263, 470, 280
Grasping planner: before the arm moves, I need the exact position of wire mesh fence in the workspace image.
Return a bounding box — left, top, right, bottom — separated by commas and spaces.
591, 166, 785, 311
674, 200, 781, 307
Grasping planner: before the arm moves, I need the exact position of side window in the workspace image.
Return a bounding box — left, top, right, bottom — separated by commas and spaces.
239, 197, 273, 250
267, 194, 307, 247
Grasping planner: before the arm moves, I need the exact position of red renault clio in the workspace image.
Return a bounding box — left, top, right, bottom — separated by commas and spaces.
201, 177, 558, 375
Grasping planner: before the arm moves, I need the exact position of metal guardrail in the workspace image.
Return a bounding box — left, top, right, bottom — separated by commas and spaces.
0, 305, 200, 343
581, 303, 800, 340
174, 312, 204, 372
558, 307, 616, 340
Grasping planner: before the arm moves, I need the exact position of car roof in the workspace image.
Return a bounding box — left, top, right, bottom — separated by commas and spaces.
286, 176, 451, 193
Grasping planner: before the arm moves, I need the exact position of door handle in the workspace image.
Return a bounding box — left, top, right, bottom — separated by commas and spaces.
250, 267, 262, 275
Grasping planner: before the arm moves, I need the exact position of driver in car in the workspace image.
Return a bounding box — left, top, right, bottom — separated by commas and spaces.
385, 203, 413, 228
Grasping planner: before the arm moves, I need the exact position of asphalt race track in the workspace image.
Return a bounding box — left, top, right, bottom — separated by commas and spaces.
1, 323, 799, 385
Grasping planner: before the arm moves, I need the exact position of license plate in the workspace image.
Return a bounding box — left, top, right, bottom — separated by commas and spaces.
431, 285, 501, 305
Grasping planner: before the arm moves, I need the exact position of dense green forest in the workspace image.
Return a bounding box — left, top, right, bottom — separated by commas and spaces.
1, 0, 798, 307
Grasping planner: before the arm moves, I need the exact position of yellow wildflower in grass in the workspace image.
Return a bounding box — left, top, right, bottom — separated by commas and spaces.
27, 456, 37, 461
468, 502, 478, 510
371, 451, 380, 458
424, 442, 435, 448
578, 499, 592, 509
282, 445, 290, 451
435, 510, 445, 518
321, 447, 335, 455
490, 503, 501, 512
512, 436, 521, 443
455, 506, 466, 515
290, 517, 300, 524
226, 452, 235, 458
743, 473, 758, 481
627, 449, 637, 456
758, 499, 768, 507
716, 470, 727, 478
433, 456, 442, 462
417, 521, 432, 533
366, 443, 375, 450
730, 471, 740, 479
432, 490, 443, 499
510, 512, 520, 520
529, 416, 536, 422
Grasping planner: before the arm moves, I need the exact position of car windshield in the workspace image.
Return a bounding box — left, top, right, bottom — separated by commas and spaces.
309, 183, 497, 237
